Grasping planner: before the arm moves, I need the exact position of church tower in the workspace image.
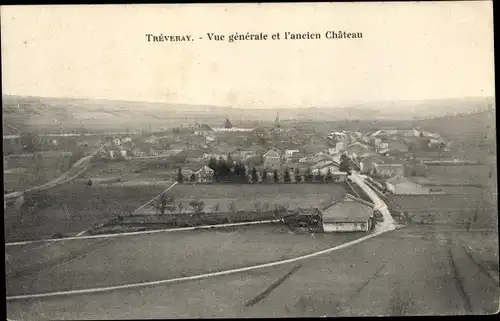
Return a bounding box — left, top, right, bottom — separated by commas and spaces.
274, 112, 280, 129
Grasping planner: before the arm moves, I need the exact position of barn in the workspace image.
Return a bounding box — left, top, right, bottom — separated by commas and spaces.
321, 193, 374, 232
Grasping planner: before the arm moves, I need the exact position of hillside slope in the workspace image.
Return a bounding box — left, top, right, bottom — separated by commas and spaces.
414, 109, 496, 161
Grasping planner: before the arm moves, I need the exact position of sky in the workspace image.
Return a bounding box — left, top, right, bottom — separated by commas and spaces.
1, 2, 495, 109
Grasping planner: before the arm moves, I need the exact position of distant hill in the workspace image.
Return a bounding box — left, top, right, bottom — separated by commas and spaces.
413, 109, 497, 160
2, 95, 494, 133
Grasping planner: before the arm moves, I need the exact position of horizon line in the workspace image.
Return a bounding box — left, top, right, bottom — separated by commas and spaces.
2, 93, 495, 110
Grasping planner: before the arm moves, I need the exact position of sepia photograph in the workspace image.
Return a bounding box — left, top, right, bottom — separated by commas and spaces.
2, 2, 498, 319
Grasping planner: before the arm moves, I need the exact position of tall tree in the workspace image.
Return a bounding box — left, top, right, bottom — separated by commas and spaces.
239, 162, 247, 183
176, 167, 184, 183
189, 199, 205, 214
208, 157, 218, 171
305, 166, 313, 182
283, 167, 291, 183
251, 167, 259, 183
294, 168, 302, 183
273, 169, 280, 183
217, 157, 229, 181
339, 154, 351, 173
315, 171, 324, 183
177, 201, 185, 214
261, 170, 268, 183
155, 193, 174, 215
326, 168, 334, 182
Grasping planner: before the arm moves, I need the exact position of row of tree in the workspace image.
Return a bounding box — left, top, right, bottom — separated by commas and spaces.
208, 157, 248, 183
176, 154, 352, 183
154, 193, 292, 216
176, 165, 343, 184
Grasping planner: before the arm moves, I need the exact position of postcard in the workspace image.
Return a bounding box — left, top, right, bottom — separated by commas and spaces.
2, 2, 497, 319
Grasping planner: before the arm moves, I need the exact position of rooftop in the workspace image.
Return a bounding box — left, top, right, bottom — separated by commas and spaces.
321, 193, 374, 223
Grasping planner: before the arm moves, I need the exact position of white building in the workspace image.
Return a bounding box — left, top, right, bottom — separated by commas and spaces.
213, 128, 254, 132
311, 160, 339, 175
321, 194, 374, 232
385, 175, 430, 195
285, 149, 300, 158
205, 135, 216, 143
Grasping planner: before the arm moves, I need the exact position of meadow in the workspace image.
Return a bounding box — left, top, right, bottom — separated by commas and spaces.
4, 182, 169, 242
136, 183, 348, 215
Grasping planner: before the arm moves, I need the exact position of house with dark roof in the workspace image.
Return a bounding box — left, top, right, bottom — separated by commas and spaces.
321, 193, 374, 232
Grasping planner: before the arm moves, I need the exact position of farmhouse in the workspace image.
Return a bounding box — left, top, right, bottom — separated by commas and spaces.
194, 165, 215, 183
321, 194, 374, 232
370, 129, 388, 138
285, 149, 300, 158
373, 161, 405, 177
345, 142, 370, 159
311, 160, 340, 175
385, 175, 430, 195
376, 141, 389, 150
238, 150, 257, 160
263, 149, 281, 169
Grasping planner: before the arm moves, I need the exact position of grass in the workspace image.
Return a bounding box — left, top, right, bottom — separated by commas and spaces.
4, 182, 169, 242
3, 153, 75, 191
459, 231, 499, 279
6, 224, 365, 296
425, 164, 493, 186
82, 159, 177, 182
139, 183, 348, 215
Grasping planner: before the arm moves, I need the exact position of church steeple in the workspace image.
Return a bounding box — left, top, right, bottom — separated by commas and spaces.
274, 112, 280, 129
223, 117, 233, 129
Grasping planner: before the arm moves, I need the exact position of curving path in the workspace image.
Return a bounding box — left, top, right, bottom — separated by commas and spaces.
348, 172, 396, 231
4, 146, 103, 201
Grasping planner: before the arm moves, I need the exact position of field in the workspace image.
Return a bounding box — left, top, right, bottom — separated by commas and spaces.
458, 231, 499, 281
3, 152, 78, 191
81, 159, 178, 182
387, 192, 497, 228
138, 183, 348, 214
6, 224, 365, 296
4, 181, 171, 242
424, 164, 494, 186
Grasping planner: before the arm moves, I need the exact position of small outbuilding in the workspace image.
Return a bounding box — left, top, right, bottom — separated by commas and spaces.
321, 193, 374, 232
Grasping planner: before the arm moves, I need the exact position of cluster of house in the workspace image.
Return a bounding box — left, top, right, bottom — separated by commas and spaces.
99, 136, 135, 159
96, 118, 446, 196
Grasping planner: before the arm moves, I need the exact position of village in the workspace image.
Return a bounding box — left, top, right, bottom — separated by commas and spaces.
45, 110, 472, 235
96, 113, 453, 193
4, 2, 497, 317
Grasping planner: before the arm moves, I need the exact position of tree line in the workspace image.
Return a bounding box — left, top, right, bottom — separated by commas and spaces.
176, 156, 351, 184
